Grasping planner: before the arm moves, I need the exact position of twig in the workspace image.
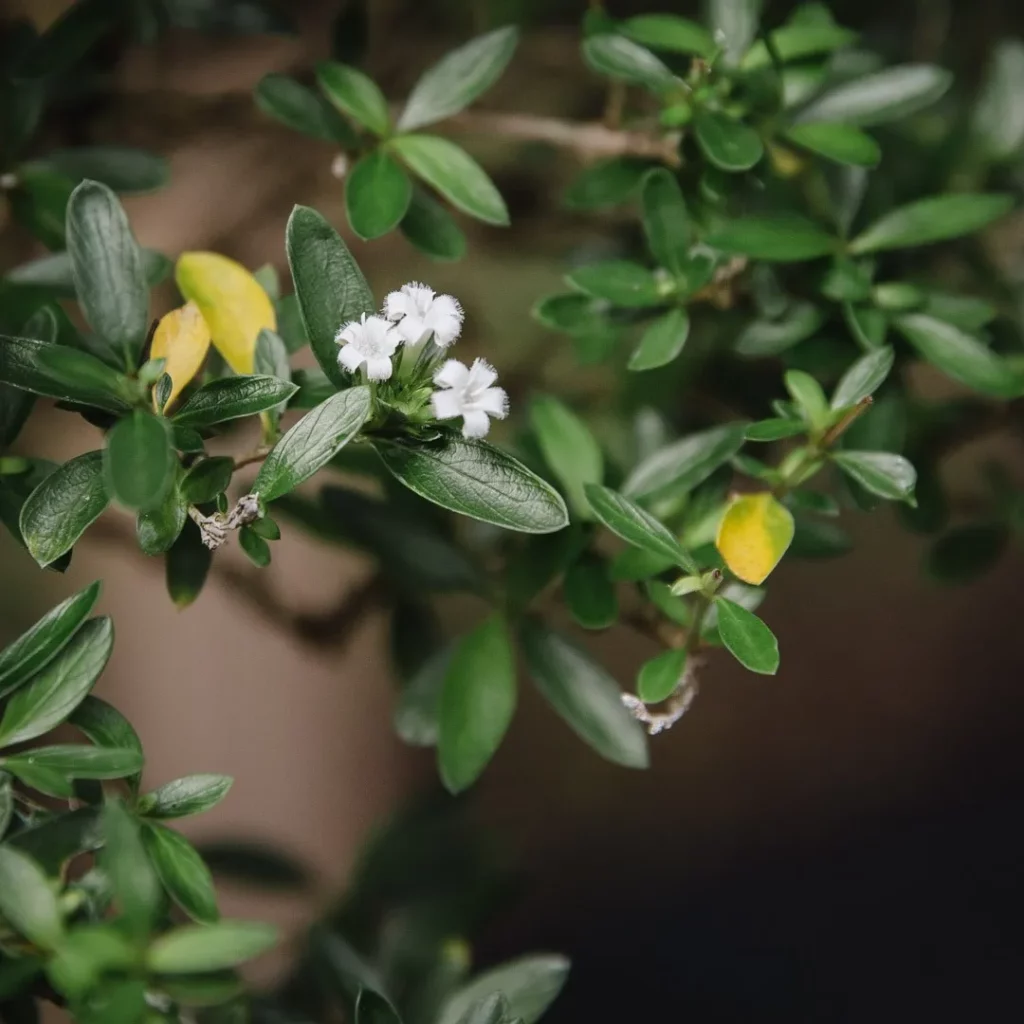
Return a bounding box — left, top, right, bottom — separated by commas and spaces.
233, 445, 272, 470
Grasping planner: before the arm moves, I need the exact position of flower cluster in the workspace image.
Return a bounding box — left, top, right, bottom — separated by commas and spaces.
334, 282, 508, 439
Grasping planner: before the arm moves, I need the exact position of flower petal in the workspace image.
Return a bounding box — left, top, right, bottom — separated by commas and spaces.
365, 355, 393, 380
424, 294, 463, 346
461, 410, 491, 438
434, 358, 470, 389
467, 358, 498, 390
396, 315, 427, 345
476, 386, 509, 419
432, 389, 463, 419
383, 289, 416, 321
338, 344, 365, 373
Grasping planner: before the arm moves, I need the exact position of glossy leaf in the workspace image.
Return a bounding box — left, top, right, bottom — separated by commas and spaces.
520, 620, 648, 769
706, 215, 837, 261
439, 955, 570, 1024
564, 556, 618, 630
176, 252, 276, 375
0, 846, 62, 949
144, 823, 219, 924
715, 597, 779, 674
637, 647, 688, 704
566, 158, 650, 211
3, 744, 142, 779
137, 483, 187, 556
254, 386, 370, 502
566, 261, 663, 307
0, 616, 112, 748
620, 14, 713, 57
316, 62, 390, 136
286, 205, 376, 387
35, 147, 169, 195
346, 151, 412, 240
399, 188, 467, 261
398, 26, 519, 131
529, 396, 603, 517
743, 21, 856, 69
101, 800, 160, 938
832, 450, 917, 502
831, 346, 894, 409
784, 370, 830, 430
66, 181, 148, 369
715, 492, 794, 585
795, 64, 952, 127
694, 110, 764, 172
734, 302, 824, 357
708, 0, 761, 66
0, 581, 100, 700
582, 34, 677, 92
5, 247, 169, 295
69, 696, 143, 791
438, 616, 516, 793
150, 303, 211, 411
375, 435, 569, 534
138, 774, 233, 820
745, 418, 804, 442
641, 169, 690, 274
895, 314, 1023, 397
390, 134, 509, 226
181, 457, 234, 506
172, 375, 297, 428
147, 921, 278, 974
850, 194, 1014, 253
19, 451, 110, 567
584, 484, 697, 573
972, 41, 1024, 161
255, 73, 354, 144
166, 520, 212, 609
104, 411, 174, 511
783, 122, 880, 167
629, 307, 689, 371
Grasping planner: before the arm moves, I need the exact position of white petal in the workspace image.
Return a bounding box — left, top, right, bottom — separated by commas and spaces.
476, 386, 508, 419
338, 345, 365, 373
434, 358, 470, 390
461, 410, 491, 438
424, 294, 463, 346
432, 389, 463, 420
365, 356, 393, 380
467, 358, 498, 391
402, 281, 435, 312
336, 320, 363, 346
376, 323, 402, 357
383, 290, 416, 321
396, 315, 427, 345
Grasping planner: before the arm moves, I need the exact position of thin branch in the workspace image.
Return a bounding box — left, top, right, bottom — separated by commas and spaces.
233, 445, 272, 470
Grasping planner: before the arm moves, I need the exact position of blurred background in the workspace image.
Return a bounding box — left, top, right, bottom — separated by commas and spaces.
3, 0, 1024, 1020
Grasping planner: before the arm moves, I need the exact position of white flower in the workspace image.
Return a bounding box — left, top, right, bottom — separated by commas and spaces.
431, 358, 509, 439
383, 282, 463, 348
335, 314, 400, 380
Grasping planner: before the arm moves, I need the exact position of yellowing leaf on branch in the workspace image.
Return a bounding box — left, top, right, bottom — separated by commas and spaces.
175, 252, 276, 375
151, 302, 211, 411
715, 492, 794, 585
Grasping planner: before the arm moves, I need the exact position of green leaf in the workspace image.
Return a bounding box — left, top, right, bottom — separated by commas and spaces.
46, 924, 138, 1003
255, 73, 355, 144
566, 260, 663, 308
13, 0, 116, 80
398, 26, 519, 132
254, 386, 370, 502
894, 314, 1023, 397
783, 122, 880, 167
390, 135, 509, 226
143, 823, 219, 924
437, 615, 516, 793
65, 181, 148, 369
745, 418, 804, 442
694, 110, 763, 172
394, 645, 448, 747
375, 436, 569, 534
921, 292, 996, 331
708, 0, 762, 66
0, 616, 112, 748
19, 451, 110, 567
0, 847, 62, 949
734, 302, 824, 357
582, 34, 677, 92
33, 147, 169, 195
926, 524, 1008, 585
357, 987, 403, 1024
237, 525, 269, 567
620, 14, 714, 57
286, 205, 376, 388
399, 188, 467, 261
346, 151, 412, 240
3, 745, 142, 779
0, 336, 131, 413
520, 620, 648, 769
6, 760, 73, 799
629, 307, 689, 371
138, 774, 233, 820
7, 807, 102, 874
637, 647, 688, 704
641, 169, 690, 275
68, 696, 143, 792
172, 375, 298, 428
972, 40, 1024, 161
316, 62, 390, 135
584, 484, 697, 572
795, 64, 952, 127
104, 411, 174, 511
0, 581, 100, 700
743, 21, 856, 69
101, 800, 161, 938
565, 158, 650, 211
165, 520, 212, 609
843, 303, 887, 350
137, 483, 187, 556
564, 556, 618, 630
181, 457, 234, 505
715, 597, 779, 674
706, 215, 837, 261
147, 921, 278, 974
623, 423, 748, 504
784, 370, 829, 430
5, 247, 169, 296
850, 193, 1014, 254
533, 293, 608, 335
529, 396, 603, 517
832, 450, 916, 502
831, 346, 894, 409
0, 774, 11, 838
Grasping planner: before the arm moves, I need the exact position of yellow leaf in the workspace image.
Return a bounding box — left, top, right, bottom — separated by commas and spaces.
175, 252, 276, 375
151, 302, 211, 411
715, 492, 794, 585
